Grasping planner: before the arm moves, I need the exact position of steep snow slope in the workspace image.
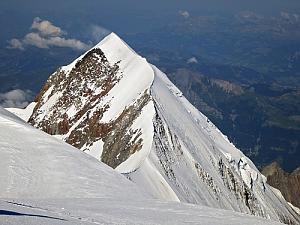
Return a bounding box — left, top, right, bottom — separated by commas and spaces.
10, 33, 300, 224
0, 107, 285, 225
146, 66, 300, 222
0, 106, 146, 200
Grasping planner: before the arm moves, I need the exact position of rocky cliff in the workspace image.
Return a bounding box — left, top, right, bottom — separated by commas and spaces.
262, 162, 300, 209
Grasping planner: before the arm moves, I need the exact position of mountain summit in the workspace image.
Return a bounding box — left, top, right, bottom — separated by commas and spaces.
11, 32, 300, 224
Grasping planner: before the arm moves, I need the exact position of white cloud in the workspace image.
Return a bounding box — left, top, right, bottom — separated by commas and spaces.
90, 25, 110, 42
187, 57, 198, 64
179, 10, 190, 19
23, 32, 49, 49
7, 39, 24, 50
47, 36, 90, 50
31, 17, 64, 37
0, 89, 33, 108
22, 32, 90, 50
8, 18, 90, 51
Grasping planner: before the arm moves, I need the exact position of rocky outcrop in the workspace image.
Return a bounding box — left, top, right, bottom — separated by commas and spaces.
28, 45, 151, 169
262, 162, 300, 209
101, 91, 151, 168
218, 158, 264, 216
29, 48, 122, 137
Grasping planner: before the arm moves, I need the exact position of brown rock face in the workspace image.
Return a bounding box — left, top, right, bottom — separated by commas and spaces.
262, 162, 300, 209
28, 47, 151, 169
29, 48, 122, 136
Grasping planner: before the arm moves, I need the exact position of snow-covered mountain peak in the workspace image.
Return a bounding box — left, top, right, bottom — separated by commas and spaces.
27, 32, 155, 176
61, 32, 144, 77
9, 33, 300, 224
95, 32, 138, 57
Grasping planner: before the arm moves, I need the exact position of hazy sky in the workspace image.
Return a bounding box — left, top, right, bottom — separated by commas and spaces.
1, 0, 300, 30
2, 0, 300, 13
1, 0, 300, 47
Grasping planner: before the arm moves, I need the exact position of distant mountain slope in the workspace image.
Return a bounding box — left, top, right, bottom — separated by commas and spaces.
262, 162, 300, 209
0, 107, 287, 225
8, 33, 300, 224
166, 68, 300, 172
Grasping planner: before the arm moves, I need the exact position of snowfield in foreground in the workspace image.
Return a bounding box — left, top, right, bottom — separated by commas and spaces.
0, 107, 284, 224
0, 198, 283, 225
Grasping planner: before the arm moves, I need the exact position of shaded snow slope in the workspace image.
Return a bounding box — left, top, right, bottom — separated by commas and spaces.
0, 107, 285, 225
8, 33, 300, 224
0, 106, 146, 200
